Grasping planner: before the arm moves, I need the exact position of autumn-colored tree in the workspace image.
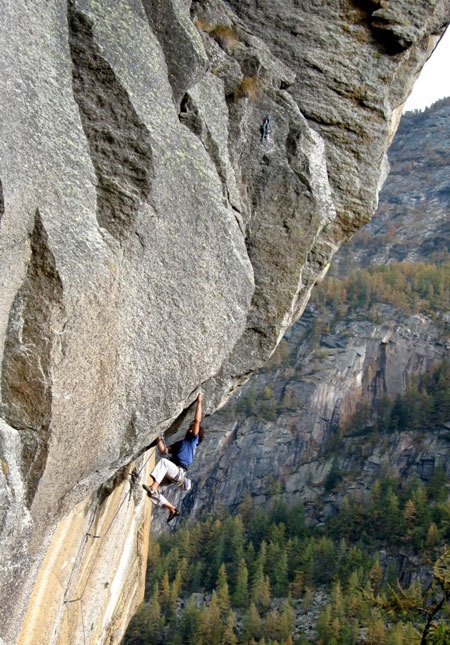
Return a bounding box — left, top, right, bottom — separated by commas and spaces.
369, 559, 383, 596
124, 456, 450, 645
405, 499, 418, 536
221, 610, 238, 645
242, 602, 262, 642
366, 607, 387, 644
197, 591, 222, 644
426, 523, 440, 548
290, 569, 304, 599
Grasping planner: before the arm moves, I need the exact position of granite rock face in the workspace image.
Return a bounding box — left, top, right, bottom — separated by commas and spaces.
0, 0, 449, 642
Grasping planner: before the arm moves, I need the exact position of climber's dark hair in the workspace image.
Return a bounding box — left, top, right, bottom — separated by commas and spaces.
186, 422, 205, 443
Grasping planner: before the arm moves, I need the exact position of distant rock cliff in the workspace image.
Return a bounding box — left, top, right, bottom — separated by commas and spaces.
335, 97, 450, 272
0, 0, 449, 642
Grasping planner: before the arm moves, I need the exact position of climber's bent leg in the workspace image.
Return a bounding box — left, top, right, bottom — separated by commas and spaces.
148, 459, 185, 494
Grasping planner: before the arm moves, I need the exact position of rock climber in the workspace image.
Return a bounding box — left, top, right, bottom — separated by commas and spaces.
260, 115, 272, 142
143, 393, 204, 523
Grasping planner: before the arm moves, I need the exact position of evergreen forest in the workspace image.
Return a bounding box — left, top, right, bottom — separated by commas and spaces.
229, 260, 450, 425
123, 356, 450, 645
313, 261, 450, 323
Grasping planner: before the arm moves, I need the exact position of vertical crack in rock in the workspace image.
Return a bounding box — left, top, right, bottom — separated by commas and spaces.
0, 179, 4, 223
68, 8, 154, 240
1, 211, 64, 506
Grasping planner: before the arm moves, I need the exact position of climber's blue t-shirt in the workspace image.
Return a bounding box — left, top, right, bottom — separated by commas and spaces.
170, 434, 199, 469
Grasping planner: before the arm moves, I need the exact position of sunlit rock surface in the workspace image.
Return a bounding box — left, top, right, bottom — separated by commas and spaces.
0, 0, 449, 642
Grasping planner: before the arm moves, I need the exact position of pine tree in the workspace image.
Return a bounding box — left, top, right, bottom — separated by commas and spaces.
427, 465, 447, 502
242, 602, 262, 642
251, 560, 269, 612
237, 493, 254, 521
123, 596, 165, 645
262, 575, 272, 613
175, 526, 191, 556
221, 610, 238, 645
404, 499, 417, 529
369, 559, 383, 596
316, 605, 334, 644
145, 541, 163, 595
286, 502, 306, 539
298, 538, 315, 587
385, 622, 419, 645
146, 590, 165, 642
248, 509, 269, 550
264, 608, 281, 642
366, 607, 387, 645
346, 570, 364, 620
233, 558, 249, 608
331, 580, 345, 618
313, 536, 336, 584
160, 570, 171, 614
325, 456, 342, 491
271, 548, 289, 597
216, 563, 231, 616
390, 394, 408, 431
205, 518, 225, 588
179, 595, 201, 645
426, 522, 440, 547
223, 515, 245, 589
169, 569, 182, 617
278, 598, 295, 642
290, 569, 304, 599
383, 490, 403, 542
205, 591, 223, 643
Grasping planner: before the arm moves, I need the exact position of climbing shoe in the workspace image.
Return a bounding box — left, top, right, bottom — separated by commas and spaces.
167, 509, 180, 523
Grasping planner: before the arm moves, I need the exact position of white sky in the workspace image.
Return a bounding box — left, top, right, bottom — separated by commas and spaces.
404, 27, 450, 111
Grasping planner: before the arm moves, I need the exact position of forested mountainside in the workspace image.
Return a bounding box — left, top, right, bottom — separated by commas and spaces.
126, 494, 450, 644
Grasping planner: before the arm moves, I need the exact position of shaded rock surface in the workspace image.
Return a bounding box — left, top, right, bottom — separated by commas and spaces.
0, 0, 449, 642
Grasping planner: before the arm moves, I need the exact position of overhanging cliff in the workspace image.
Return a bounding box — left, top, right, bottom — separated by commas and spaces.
0, 0, 449, 642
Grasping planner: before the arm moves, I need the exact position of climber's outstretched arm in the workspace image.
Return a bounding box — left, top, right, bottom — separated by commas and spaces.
191, 393, 202, 436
